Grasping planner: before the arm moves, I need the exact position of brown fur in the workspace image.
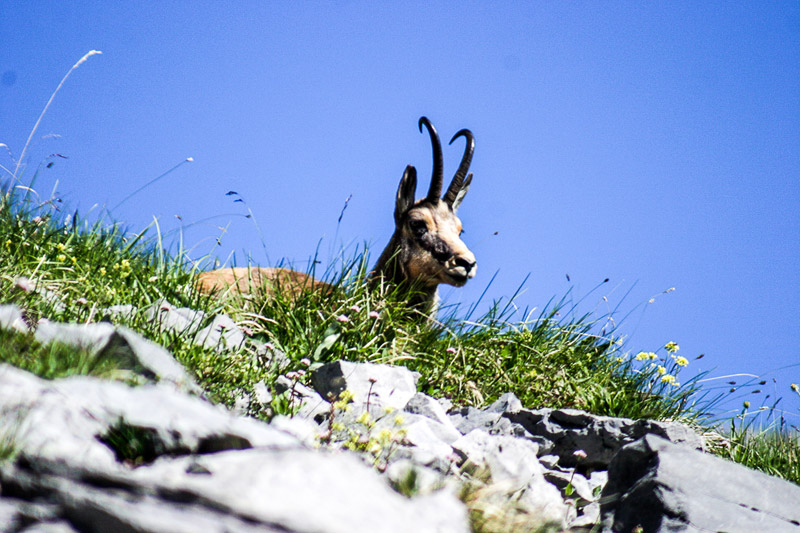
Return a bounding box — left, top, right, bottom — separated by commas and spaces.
196, 117, 476, 312
195, 267, 332, 299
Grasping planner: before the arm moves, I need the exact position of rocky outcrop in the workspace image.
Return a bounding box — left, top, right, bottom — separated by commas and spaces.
1, 450, 467, 533
2, 303, 799, 532
600, 434, 800, 533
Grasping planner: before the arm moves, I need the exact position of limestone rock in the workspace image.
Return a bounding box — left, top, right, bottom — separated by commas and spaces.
506, 407, 703, 469
0, 364, 300, 472
601, 434, 800, 533
312, 360, 420, 412
33, 321, 200, 393
1, 448, 470, 533
0, 304, 29, 333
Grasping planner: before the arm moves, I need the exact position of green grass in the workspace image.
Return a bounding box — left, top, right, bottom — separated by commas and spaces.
0, 48, 797, 491
707, 406, 800, 485
225, 254, 712, 424
0, 328, 121, 380
726, 427, 800, 482
1, 180, 798, 486
0, 186, 267, 404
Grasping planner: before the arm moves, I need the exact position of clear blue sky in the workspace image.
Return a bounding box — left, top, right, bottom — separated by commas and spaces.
2, 3, 798, 424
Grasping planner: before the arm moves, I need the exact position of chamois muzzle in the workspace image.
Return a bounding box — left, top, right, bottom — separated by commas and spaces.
442, 249, 477, 286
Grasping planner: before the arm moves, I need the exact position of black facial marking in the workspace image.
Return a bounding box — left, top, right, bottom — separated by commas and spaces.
409, 219, 427, 237
416, 232, 453, 263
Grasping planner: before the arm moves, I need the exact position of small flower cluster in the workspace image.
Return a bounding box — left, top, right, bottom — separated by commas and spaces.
55, 242, 76, 265
633, 341, 689, 388
665, 341, 680, 353
112, 259, 132, 279
635, 352, 658, 361
321, 390, 407, 470
333, 303, 382, 325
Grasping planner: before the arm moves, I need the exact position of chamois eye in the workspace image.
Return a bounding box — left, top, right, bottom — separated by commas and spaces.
409, 219, 427, 236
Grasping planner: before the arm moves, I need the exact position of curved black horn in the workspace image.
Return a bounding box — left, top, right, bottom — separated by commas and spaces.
418, 117, 443, 202
443, 128, 475, 207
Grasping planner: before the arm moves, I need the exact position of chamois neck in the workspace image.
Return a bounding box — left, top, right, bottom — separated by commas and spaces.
370, 231, 439, 312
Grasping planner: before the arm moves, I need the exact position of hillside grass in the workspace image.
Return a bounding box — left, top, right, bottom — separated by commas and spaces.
1, 182, 798, 487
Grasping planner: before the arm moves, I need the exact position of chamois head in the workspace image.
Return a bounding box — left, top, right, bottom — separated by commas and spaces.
372, 117, 476, 306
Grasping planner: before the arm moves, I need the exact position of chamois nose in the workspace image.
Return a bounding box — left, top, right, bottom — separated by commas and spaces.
433, 248, 454, 263
455, 256, 476, 274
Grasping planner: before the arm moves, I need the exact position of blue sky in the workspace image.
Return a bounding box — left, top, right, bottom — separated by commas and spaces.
2, 2, 798, 423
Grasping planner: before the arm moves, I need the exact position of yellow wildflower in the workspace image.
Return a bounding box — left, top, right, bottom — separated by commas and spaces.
665, 342, 680, 353
657, 365, 667, 375
660, 374, 676, 384
675, 356, 689, 367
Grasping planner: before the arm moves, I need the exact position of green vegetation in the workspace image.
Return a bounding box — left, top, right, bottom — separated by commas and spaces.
2, 180, 797, 486
99, 418, 165, 466
0, 328, 120, 380
0, 51, 797, 498
714, 405, 800, 483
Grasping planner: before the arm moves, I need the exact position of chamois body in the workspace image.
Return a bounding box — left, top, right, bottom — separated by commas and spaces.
196, 117, 476, 312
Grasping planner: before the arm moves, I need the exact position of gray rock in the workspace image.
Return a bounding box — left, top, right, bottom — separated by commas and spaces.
452, 430, 540, 487
1, 447, 470, 533
144, 299, 249, 354
447, 406, 503, 435
33, 321, 200, 393
0, 304, 29, 332
312, 360, 420, 411
601, 434, 800, 533
0, 364, 301, 471
252, 379, 273, 405
505, 408, 703, 469
485, 392, 523, 414
407, 414, 463, 447
446, 393, 524, 436
18, 521, 80, 533
538, 454, 560, 469
544, 468, 595, 502
268, 415, 323, 446
452, 429, 567, 527
253, 341, 290, 370
274, 374, 331, 424
232, 380, 276, 416
405, 392, 455, 426
0, 498, 66, 532
385, 459, 452, 496
193, 313, 246, 352
382, 413, 461, 469
0, 458, 287, 533
588, 470, 608, 495
571, 501, 601, 530
101, 304, 137, 321
144, 298, 207, 336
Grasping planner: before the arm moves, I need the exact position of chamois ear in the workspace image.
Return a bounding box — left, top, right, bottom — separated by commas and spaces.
451, 172, 472, 212
395, 165, 417, 223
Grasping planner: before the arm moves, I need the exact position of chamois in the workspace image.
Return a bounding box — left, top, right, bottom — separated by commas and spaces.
196, 116, 477, 313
